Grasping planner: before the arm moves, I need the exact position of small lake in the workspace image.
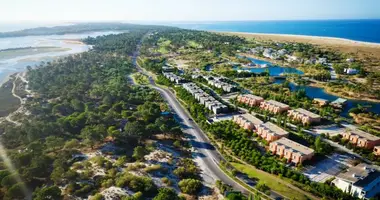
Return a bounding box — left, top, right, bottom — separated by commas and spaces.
236, 57, 304, 76
275, 79, 380, 116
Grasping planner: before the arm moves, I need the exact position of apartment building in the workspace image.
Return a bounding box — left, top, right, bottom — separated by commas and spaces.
287, 108, 321, 125
257, 122, 288, 142
342, 129, 380, 149
232, 114, 263, 131
269, 137, 314, 165
182, 83, 228, 114
206, 76, 237, 93
260, 100, 290, 114
237, 94, 264, 107
333, 163, 380, 199
163, 72, 186, 84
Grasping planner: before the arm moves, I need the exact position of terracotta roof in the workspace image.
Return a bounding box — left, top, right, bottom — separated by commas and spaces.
346, 129, 380, 141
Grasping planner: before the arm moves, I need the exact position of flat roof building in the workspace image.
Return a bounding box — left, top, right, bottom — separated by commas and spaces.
233, 114, 263, 131
257, 122, 288, 142
333, 163, 380, 199
237, 94, 264, 107
343, 129, 380, 149
260, 100, 290, 114
269, 137, 314, 165
288, 108, 321, 125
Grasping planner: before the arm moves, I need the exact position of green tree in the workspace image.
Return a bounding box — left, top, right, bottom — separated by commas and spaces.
153, 188, 180, 200
178, 178, 202, 195
133, 146, 146, 161
33, 186, 62, 200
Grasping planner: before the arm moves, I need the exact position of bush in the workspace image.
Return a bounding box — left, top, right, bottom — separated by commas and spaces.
178, 178, 202, 195
144, 164, 163, 173
91, 193, 104, 200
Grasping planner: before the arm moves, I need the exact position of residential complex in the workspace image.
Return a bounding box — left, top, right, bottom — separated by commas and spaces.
206, 76, 237, 93
163, 72, 186, 84
333, 163, 380, 199
260, 100, 290, 114
287, 108, 321, 125
232, 114, 263, 131
237, 94, 264, 107
183, 83, 228, 114
342, 129, 380, 149
257, 122, 289, 142
269, 137, 314, 165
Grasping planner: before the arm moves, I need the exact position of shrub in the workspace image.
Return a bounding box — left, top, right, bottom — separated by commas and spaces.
178, 178, 202, 195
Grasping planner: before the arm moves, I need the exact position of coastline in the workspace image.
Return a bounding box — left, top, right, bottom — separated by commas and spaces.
219, 31, 380, 66
218, 31, 380, 47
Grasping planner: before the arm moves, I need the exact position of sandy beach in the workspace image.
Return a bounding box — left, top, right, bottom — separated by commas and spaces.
219, 31, 380, 71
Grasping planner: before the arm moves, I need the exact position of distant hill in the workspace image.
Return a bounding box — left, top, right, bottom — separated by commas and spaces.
0, 22, 171, 38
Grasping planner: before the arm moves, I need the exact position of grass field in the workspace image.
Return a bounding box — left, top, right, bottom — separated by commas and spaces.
0, 77, 20, 117
231, 162, 311, 200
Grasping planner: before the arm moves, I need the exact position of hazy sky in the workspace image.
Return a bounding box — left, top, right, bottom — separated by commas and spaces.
1, 0, 379, 22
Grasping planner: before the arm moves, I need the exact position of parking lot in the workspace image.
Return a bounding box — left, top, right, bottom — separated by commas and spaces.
303, 153, 353, 183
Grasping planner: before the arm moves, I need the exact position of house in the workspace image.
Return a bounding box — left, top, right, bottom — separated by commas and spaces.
286, 55, 299, 63
344, 68, 359, 75
277, 49, 287, 56
263, 48, 274, 58
269, 137, 314, 165
342, 130, 380, 149
260, 100, 290, 114
374, 146, 380, 156
333, 163, 380, 199
287, 108, 321, 125
257, 122, 288, 142
316, 57, 327, 65
346, 58, 355, 63
232, 114, 263, 131
237, 94, 264, 107
313, 98, 329, 106
331, 98, 347, 108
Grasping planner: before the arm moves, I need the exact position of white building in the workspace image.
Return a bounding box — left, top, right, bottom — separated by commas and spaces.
344, 68, 359, 75
333, 163, 380, 199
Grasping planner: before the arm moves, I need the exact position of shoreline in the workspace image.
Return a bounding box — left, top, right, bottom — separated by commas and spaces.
218, 31, 380, 47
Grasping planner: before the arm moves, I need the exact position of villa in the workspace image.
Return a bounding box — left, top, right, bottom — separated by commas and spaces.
287, 108, 321, 125
232, 114, 263, 131
333, 163, 380, 199
269, 137, 314, 165
237, 94, 264, 107
257, 122, 288, 142
342, 130, 380, 149
260, 100, 290, 114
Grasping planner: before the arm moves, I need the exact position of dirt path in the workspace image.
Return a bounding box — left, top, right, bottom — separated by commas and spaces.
2, 72, 31, 126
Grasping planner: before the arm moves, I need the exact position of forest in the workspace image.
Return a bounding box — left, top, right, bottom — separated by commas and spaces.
0, 26, 202, 200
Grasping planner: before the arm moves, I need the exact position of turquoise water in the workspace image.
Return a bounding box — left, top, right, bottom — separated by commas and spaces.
239, 57, 303, 76
171, 20, 380, 44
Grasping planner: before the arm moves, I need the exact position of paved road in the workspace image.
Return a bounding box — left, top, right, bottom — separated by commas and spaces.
129, 34, 287, 199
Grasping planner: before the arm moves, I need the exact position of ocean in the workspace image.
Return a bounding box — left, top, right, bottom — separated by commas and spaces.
168, 19, 380, 44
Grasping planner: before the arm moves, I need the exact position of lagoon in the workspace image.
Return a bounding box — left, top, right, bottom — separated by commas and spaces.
274, 79, 380, 116
237, 57, 303, 76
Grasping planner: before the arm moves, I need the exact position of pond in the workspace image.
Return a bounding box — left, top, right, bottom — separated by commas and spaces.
236, 57, 304, 76
275, 79, 380, 116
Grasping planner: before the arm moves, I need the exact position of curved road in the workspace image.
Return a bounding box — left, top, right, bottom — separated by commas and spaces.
131, 34, 250, 194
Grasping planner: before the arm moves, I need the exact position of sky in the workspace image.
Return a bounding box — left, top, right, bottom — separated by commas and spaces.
1, 0, 379, 22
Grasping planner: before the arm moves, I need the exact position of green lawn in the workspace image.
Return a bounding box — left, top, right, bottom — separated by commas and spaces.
231, 162, 311, 200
